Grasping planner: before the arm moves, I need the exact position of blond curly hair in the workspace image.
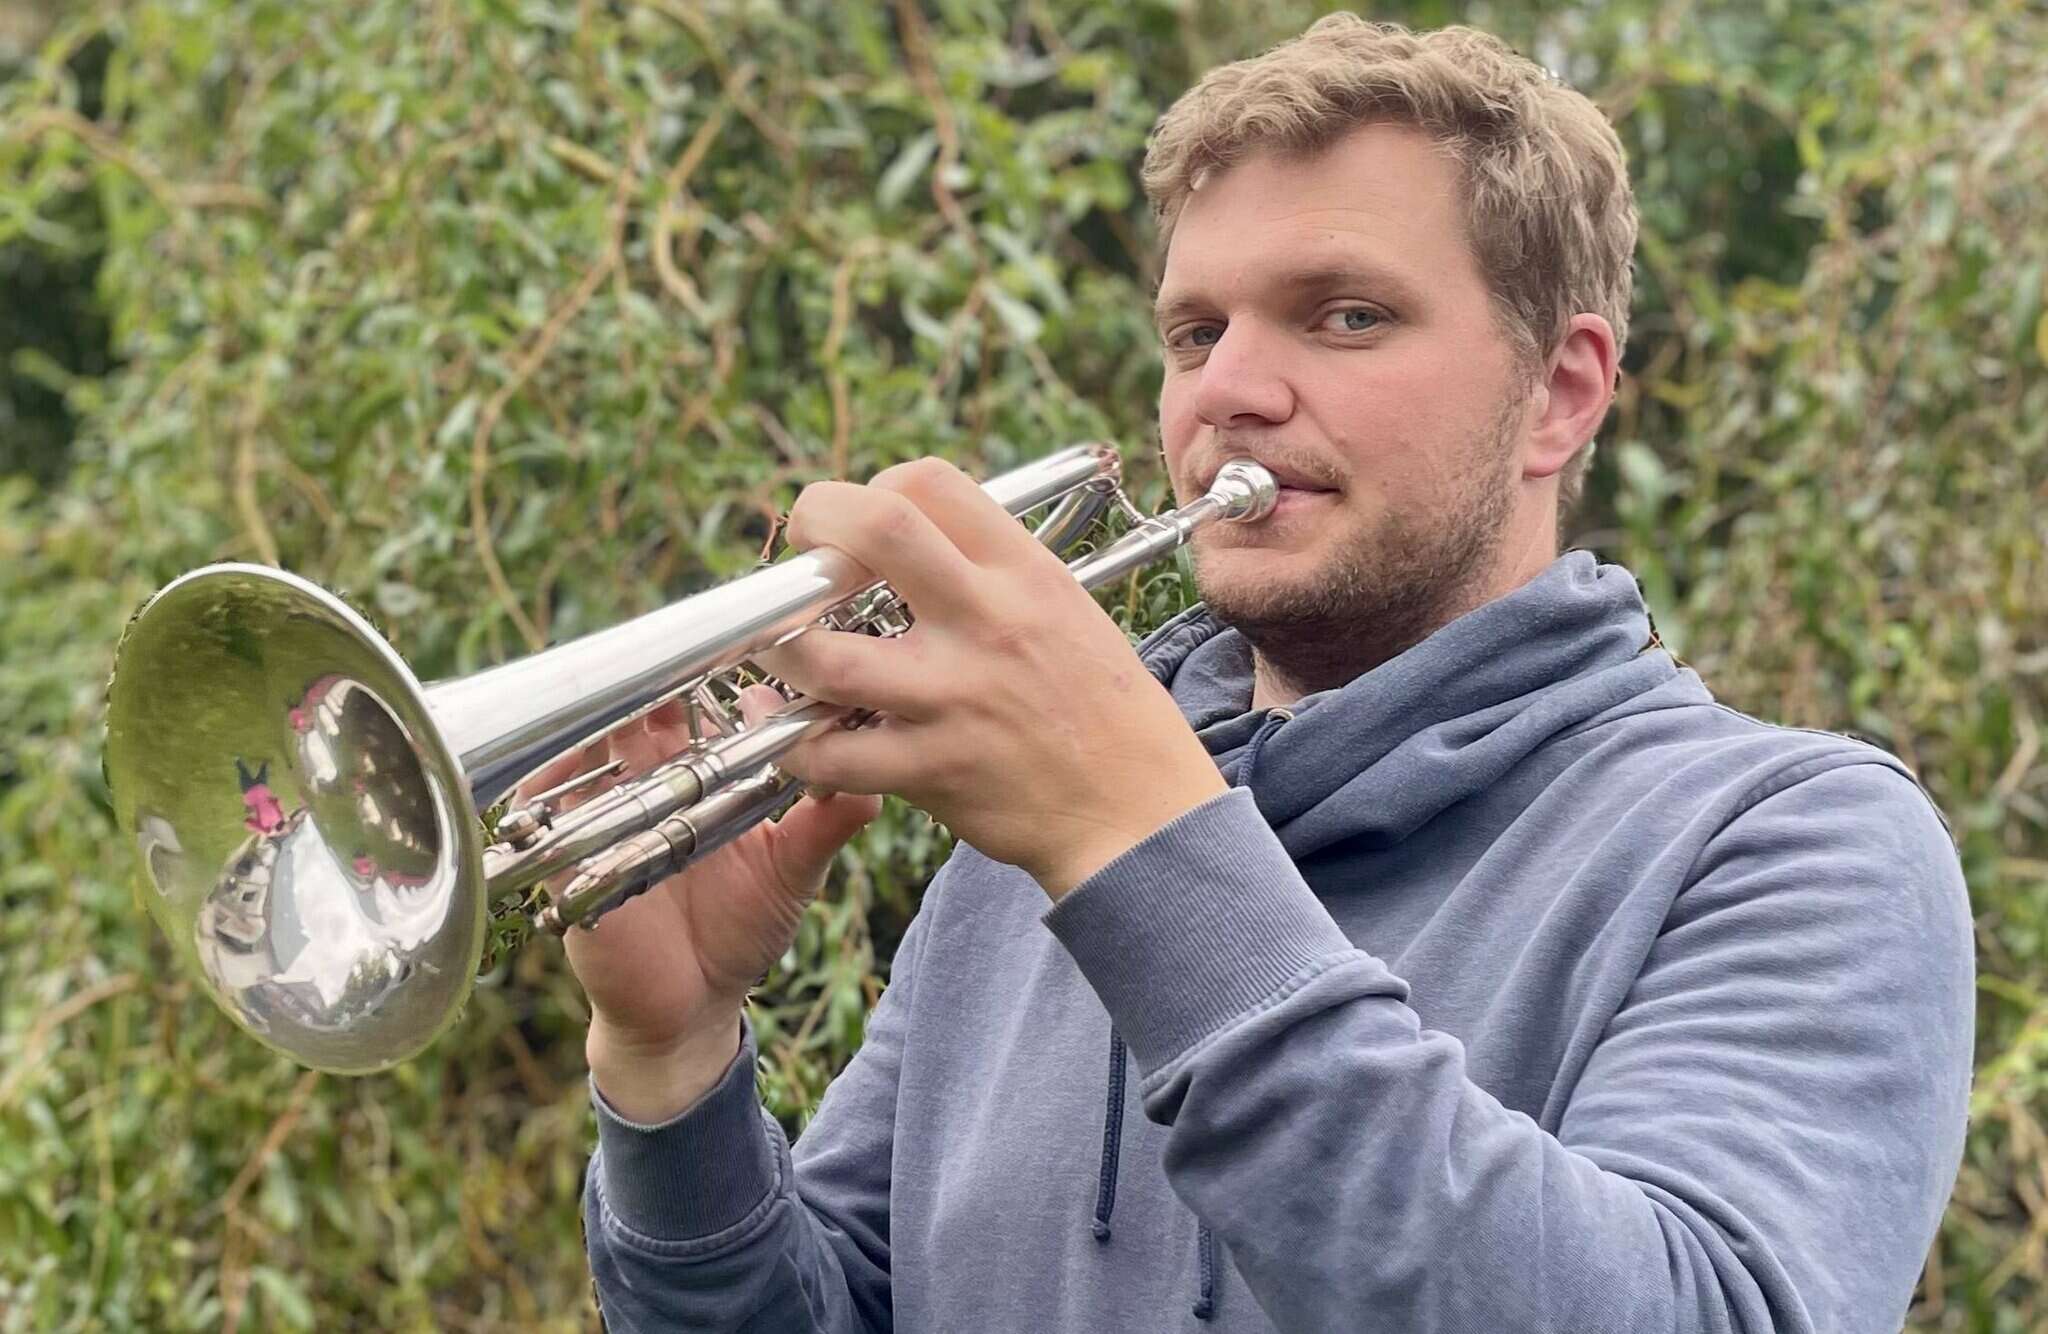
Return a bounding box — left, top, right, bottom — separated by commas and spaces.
1143, 15, 1638, 526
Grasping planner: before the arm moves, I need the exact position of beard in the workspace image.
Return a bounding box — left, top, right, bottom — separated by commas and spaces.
1186, 388, 1526, 699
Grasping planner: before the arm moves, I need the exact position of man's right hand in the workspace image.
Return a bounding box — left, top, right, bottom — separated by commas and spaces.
517, 685, 882, 1123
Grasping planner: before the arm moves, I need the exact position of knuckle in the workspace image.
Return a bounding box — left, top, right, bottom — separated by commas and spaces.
868, 460, 914, 491
787, 480, 849, 544
873, 493, 920, 541
905, 456, 958, 489
981, 614, 1037, 659
874, 456, 952, 494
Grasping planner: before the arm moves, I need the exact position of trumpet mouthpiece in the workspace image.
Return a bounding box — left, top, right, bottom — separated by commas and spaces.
1211, 460, 1280, 522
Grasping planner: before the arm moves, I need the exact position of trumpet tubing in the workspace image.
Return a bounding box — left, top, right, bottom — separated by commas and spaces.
104, 445, 1276, 1074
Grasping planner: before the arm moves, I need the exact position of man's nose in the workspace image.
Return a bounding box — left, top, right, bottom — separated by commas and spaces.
1191, 319, 1295, 428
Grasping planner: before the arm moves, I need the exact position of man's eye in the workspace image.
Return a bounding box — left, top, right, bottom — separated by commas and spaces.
1322, 308, 1385, 334
1173, 324, 1222, 349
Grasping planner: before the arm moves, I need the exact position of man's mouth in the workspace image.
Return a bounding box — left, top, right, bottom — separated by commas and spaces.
1266, 484, 1339, 519
1205, 456, 1338, 496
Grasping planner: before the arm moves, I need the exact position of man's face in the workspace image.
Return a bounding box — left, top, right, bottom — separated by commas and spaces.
1154, 122, 1543, 685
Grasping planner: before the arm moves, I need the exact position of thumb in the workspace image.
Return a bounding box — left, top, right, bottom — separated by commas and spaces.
771, 788, 884, 896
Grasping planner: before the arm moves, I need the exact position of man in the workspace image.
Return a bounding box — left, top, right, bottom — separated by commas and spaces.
565, 16, 1973, 1331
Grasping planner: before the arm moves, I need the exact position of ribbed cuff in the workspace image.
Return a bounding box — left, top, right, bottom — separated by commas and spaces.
1041, 787, 1357, 1076
590, 1016, 780, 1241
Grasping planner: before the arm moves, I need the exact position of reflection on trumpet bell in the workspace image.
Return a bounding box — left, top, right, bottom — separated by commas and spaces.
193, 809, 416, 1047
174, 672, 468, 1071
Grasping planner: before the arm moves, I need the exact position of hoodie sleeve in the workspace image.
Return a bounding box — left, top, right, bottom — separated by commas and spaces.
1041, 766, 1974, 1333
580, 869, 941, 1333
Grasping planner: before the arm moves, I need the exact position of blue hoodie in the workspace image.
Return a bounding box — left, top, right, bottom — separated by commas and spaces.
581, 550, 1973, 1332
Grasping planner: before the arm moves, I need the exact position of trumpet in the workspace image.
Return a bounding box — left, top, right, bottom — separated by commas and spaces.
104, 444, 1277, 1074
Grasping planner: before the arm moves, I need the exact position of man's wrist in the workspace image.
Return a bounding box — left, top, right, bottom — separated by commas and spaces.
587, 1011, 745, 1126
1034, 774, 1231, 902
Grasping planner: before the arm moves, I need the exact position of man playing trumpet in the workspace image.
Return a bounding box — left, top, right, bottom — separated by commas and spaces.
561, 17, 1972, 1332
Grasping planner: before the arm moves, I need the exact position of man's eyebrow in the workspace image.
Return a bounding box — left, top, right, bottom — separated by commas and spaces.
1152, 263, 1427, 329
1151, 289, 1212, 331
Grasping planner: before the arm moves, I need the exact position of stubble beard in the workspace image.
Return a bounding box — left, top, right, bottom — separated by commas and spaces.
1188, 394, 1526, 698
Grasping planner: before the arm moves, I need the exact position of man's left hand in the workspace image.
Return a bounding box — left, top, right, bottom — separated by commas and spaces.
754, 456, 1229, 900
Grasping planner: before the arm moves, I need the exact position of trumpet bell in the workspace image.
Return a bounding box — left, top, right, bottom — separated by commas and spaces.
105, 563, 485, 1074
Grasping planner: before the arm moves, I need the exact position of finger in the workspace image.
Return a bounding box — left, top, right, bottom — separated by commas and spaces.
774, 713, 931, 798
645, 696, 691, 729
766, 787, 883, 895
786, 480, 983, 624
753, 627, 931, 719
869, 455, 1052, 570
736, 682, 842, 800
736, 684, 785, 729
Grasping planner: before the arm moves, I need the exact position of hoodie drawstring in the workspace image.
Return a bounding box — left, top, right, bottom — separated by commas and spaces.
1092, 1025, 1217, 1321
1092, 1028, 1127, 1242
1085, 707, 1290, 1319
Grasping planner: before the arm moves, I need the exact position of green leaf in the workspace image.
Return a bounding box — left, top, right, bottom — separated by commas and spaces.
250, 1267, 314, 1330
985, 286, 1043, 343
878, 132, 938, 211
1615, 440, 1672, 505
436, 392, 480, 447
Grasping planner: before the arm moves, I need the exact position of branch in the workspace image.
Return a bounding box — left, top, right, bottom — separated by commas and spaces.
0, 973, 137, 1113
652, 62, 759, 323
468, 131, 643, 650
9, 106, 270, 214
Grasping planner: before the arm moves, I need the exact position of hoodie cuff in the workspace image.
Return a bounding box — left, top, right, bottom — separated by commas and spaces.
589, 1016, 781, 1242
1041, 786, 1359, 1076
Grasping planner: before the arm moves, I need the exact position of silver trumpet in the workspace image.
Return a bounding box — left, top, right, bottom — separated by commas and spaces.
104, 443, 1277, 1074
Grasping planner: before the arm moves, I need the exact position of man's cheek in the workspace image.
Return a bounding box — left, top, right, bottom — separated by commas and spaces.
1157, 399, 1201, 486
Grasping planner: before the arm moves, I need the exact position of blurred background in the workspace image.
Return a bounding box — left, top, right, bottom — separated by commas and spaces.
1, 0, 2042, 1329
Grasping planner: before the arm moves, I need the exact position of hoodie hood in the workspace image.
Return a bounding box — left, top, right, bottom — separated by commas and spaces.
1135, 549, 1681, 858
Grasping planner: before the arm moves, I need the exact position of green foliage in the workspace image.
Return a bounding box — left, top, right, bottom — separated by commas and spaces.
1, 0, 2042, 1328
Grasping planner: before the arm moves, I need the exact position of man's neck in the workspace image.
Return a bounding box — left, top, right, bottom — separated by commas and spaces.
1250, 658, 1302, 713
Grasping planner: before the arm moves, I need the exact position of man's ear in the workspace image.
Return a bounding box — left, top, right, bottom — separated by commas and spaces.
1525, 314, 1618, 479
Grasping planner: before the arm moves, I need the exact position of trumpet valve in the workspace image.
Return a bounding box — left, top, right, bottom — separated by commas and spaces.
538, 826, 688, 935
494, 805, 547, 849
